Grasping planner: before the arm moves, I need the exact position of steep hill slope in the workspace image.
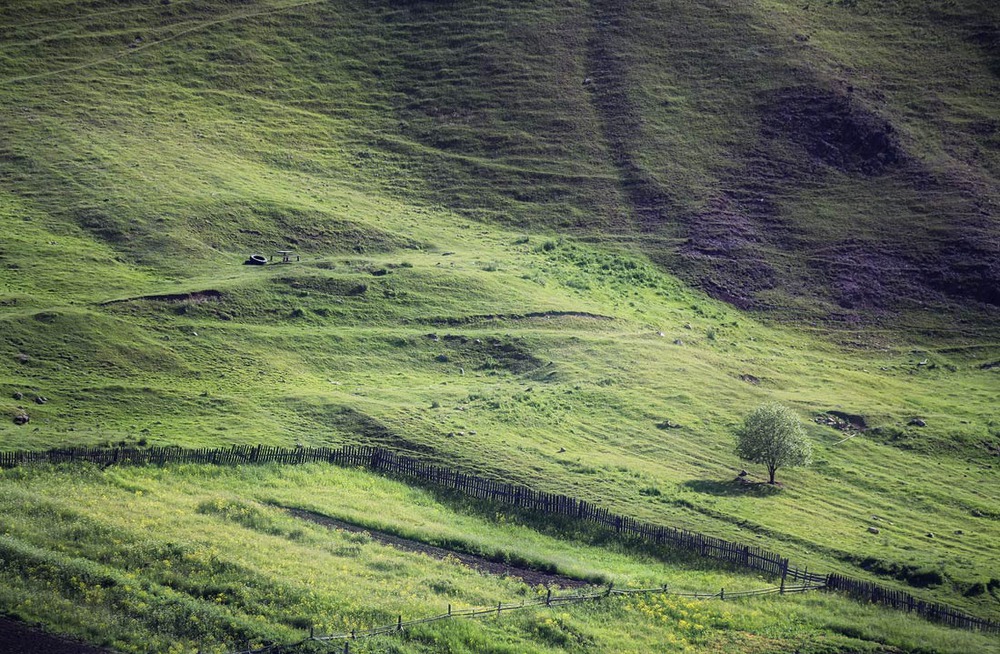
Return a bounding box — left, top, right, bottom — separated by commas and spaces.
0, 0, 998, 652
2, 0, 998, 318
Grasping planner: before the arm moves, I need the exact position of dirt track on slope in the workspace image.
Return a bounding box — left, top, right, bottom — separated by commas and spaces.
285, 508, 592, 589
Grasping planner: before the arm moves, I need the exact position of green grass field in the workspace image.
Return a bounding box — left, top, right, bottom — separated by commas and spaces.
0, 0, 998, 651
2, 463, 997, 653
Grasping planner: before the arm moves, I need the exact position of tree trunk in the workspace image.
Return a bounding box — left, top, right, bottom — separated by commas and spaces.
768, 466, 777, 484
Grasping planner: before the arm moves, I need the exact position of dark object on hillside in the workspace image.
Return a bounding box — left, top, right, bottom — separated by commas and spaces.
964, 582, 987, 597
245, 254, 267, 265
909, 418, 926, 427
34, 396, 47, 405
13, 413, 29, 425
816, 410, 868, 432
275, 250, 299, 263
656, 419, 682, 430
737, 469, 748, 477
12, 391, 22, 400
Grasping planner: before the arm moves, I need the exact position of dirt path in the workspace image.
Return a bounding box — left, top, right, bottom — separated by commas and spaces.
285, 508, 592, 589
0, 617, 112, 654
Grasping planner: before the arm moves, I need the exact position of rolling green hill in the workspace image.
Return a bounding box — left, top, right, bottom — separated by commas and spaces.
0, 0, 998, 652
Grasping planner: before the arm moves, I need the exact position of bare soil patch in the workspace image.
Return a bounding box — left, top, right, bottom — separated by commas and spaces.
0, 617, 112, 654
760, 86, 903, 176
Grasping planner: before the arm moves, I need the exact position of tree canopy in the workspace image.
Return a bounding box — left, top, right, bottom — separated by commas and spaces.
734, 403, 811, 484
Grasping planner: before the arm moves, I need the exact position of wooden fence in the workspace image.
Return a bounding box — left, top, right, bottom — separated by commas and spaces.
0, 444, 792, 577
230, 583, 826, 654
2, 444, 997, 635
826, 573, 999, 634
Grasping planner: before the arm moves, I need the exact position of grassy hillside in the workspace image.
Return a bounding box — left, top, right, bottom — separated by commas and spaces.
0, 0, 998, 651
2, 463, 997, 654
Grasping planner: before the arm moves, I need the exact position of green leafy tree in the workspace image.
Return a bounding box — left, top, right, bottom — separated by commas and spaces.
734, 403, 811, 484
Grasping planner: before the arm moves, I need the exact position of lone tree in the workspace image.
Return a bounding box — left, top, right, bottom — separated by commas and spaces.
734, 403, 811, 484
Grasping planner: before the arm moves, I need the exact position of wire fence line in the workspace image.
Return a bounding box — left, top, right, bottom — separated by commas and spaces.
2, 444, 998, 636
228, 582, 828, 654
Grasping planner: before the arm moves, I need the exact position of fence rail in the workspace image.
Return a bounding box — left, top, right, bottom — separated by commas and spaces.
2, 444, 998, 636
229, 583, 827, 654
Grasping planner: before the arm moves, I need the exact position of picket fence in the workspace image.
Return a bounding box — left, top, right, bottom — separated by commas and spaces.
826, 573, 999, 634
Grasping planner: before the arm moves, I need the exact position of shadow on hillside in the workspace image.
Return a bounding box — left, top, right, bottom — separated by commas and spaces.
682, 479, 782, 497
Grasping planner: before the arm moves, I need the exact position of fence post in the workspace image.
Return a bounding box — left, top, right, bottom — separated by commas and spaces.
497, 601, 502, 617
780, 576, 785, 595
448, 604, 451, 616
397, 615, 402, 631
546, 589, 551, 606
720, 587, 724, 600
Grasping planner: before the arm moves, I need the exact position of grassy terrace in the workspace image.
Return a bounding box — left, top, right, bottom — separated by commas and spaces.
0, 0, 997, 651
